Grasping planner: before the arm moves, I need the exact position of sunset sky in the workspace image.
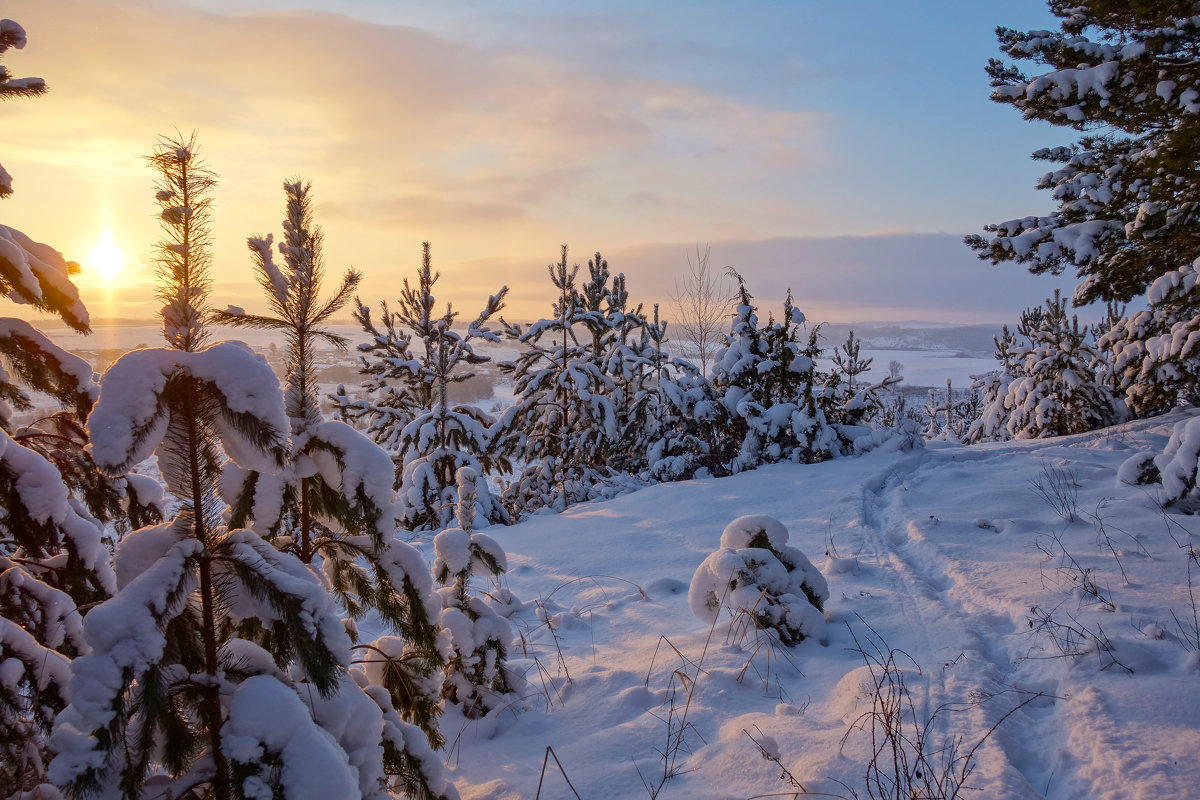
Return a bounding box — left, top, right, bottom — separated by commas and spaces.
4, 0, 1071, 327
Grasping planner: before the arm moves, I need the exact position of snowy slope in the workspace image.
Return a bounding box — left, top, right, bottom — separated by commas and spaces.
441, 410, 1200, 800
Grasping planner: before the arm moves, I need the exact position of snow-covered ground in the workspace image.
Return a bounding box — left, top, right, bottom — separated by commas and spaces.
441, 410, 1200, 799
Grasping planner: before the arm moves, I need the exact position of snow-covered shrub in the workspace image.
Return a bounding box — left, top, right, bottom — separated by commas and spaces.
689, 514, 828, 646
432, 468, 520, 718
851, 418, 924, 455
1145, 415, 1200, 512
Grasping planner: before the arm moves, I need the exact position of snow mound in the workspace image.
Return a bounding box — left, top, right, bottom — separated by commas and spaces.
690, 514, 828, 646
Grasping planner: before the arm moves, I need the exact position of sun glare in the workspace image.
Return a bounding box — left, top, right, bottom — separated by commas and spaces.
88, 231, 126, 281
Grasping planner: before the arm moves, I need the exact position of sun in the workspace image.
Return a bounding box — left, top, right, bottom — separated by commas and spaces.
88, 231, 126, 281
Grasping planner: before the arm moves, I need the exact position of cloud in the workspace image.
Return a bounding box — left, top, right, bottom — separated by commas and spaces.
4, 0, 839, 326
2, 2, 1060, 330
600, 234, 1073, 325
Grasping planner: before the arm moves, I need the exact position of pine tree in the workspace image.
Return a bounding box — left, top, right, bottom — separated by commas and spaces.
211, 185, 454, 769
829, 330, 899, 428
497, 246, 623, 516
645, 305, 720, 481
966, 292, 1123, 442
921, 380, 969, 443
707, 276, 770, 472
1100, 261, 1200, 415
432, 467, 518, 719
577, 254, 656, 477
0, 23, 159, 794
214, 179, 370, 557
342, 242, 509, 532
966, 2, 1200, 306
708, 277, 840, 472
47, 135, 360, 800
966, 325, 1021, 443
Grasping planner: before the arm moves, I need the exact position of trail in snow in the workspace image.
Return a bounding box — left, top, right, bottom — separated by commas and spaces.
434, 412, 1200, 800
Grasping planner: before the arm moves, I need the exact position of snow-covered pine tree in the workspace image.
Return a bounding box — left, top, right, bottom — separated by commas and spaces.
214, 179, 371, 557
785, 310, 847, 463
47, 136, 368, 800
1009, 291, 1123, 438
966, 2, 1200, 307
831, 330, 871, 397
432, 467, 519, 719
210, 184, 452, 767
497, 246, 622, 516
0, 24, 160, 794
706, 276, 771, 472
1100, 260, 1200, 416
921, 380, 971, 443
645, 305, 720, 481
343, 242, 509, 532
708, 277, 840, 472
968, 292, 1123, 442
829, 329, 899, 428
577, 254, 659, 477
965, 325, 1021, 444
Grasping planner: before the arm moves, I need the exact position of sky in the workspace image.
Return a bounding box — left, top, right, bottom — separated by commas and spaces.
3, 0, 1075, 328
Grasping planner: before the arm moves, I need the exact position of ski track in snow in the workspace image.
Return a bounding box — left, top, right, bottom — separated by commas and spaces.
431, 413, 1200, 800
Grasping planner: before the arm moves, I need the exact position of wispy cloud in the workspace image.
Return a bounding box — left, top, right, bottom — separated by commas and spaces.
5, 0, 840, 320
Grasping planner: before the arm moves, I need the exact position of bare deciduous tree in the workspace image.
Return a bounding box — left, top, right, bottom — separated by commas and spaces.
669, 244, 733, 376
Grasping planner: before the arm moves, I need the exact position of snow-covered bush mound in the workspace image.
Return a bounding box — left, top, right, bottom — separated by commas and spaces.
1150, 413, 1200, 511
688, 514, 829, 646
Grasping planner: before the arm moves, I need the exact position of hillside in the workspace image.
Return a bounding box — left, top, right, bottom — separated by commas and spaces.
443, 410, 1200, 799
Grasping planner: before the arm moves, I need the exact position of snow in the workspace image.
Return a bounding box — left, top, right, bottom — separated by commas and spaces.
88, 341, 287, 475
312, 419, 399, 533
223, 675, 359, 800
1, 18, 29, 51
0, 318, 97, 400
427, 411, 1200, 799
49, 538, 201, 785
0, 225, 89, 329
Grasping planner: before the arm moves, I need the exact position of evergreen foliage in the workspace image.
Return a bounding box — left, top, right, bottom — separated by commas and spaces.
966, 1, 1200, 306
211, 186, 454, 773
644, 305, 720, 481
432, 467, 518, 718
829, 330, 900, 429
705, 276, 840, 472
0, 26, 158, 794
1100, 259, 1200, 416
49, 134, 294, 800
497, 247, 633, 516
967, 291, 1123, 442
338, 241, 510, 531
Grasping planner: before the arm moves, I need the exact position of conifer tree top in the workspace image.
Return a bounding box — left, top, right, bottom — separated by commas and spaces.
967, 0, 1200, 305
